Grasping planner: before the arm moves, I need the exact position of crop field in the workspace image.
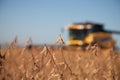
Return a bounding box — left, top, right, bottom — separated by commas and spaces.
0, 37, 120, 80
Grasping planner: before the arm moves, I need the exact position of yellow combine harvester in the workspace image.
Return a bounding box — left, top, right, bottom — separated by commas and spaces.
65, 22, 120, 48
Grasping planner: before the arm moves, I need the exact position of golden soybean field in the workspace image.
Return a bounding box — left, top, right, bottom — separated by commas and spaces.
0, 36, 120, 80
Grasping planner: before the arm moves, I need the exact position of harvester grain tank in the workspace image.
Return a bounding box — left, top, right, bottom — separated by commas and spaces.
65, 22, 120, 48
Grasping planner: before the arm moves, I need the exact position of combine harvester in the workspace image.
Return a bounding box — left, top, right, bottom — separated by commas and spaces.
65, 22, 120, 49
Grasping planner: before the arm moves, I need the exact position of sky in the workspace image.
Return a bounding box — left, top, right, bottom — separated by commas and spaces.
0, 0, 120, 46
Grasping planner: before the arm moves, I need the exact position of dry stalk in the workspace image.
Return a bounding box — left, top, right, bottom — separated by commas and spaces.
10, 36, 18, 48
86, 43, 92, 51
60, 46, 73, 75
92, 43, 101, 56
0, 48, 6, 73
39, 46, 48, 70
54, 34, 64, 45
44, 44, 65, 80
56, 35, 72, 73
24, 37, 32, 49
29, 48, 41, 80
30, 50, 39, 69
20, 47, 26, 56
55, 35, 77, 79
44, 44, 59, 71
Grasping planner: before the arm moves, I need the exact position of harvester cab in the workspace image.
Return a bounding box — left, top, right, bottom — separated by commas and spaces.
65, 22, 120, 48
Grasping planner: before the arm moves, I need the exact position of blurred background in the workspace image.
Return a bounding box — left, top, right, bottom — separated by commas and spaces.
0, 0, 120, 47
